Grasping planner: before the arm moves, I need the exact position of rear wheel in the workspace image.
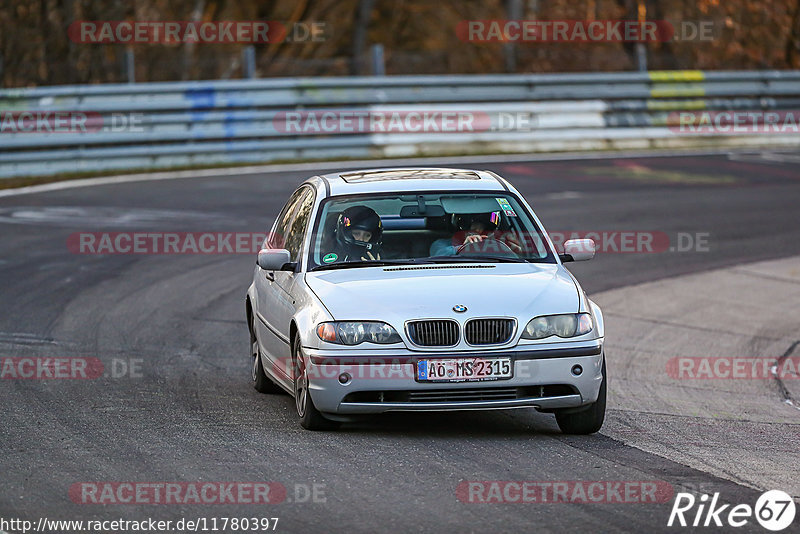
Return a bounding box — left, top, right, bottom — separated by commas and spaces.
293, 333, 339, 431
555, 359, 606, 435
251, 317, 281, 394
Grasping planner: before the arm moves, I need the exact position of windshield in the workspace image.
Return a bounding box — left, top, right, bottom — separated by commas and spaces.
306, 191, 556, 270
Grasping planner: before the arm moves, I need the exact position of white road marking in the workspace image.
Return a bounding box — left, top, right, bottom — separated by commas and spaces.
0, 206, 238, 227
544, 191, 582, 200
727, 150, 800, 164
0, 332, 67, 346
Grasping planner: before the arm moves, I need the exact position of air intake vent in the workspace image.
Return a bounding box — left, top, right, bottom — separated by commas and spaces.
465, 318, 515, 345
407, 387, 518, 402
341, 385, 579, 403
407, 320, 459, 347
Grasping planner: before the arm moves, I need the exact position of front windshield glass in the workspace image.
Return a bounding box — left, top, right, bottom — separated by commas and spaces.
306, 192, 556, 270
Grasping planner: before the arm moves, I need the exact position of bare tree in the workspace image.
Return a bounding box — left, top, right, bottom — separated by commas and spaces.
786, 0, 800, 67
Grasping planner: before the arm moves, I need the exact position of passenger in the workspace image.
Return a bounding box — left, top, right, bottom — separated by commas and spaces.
430, 211, 520, 256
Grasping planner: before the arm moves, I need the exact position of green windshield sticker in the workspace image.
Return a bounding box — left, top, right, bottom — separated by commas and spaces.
496, 197, 516, 216
322, 253, 338, 263
496, 197, 512, 209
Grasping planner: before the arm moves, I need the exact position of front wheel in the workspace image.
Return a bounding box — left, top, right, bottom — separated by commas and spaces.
293, 333, 339, 431
555, 358, 606, 435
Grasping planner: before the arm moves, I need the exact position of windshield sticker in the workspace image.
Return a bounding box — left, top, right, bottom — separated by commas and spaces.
496, 198, 517, 217
322, 253, 338, 263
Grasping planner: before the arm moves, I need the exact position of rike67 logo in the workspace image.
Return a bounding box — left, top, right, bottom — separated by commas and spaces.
668, 490, 796, 531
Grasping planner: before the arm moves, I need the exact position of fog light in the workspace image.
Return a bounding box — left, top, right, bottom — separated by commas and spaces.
338, 373, 351, 384
571, 365, 583, 376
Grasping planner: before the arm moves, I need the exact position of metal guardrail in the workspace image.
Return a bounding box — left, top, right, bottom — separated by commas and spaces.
1, 70, 799, 178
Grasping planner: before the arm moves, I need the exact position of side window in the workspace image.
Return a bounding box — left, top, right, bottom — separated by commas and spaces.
283, 187, 315, 261
269, 188, 304, 250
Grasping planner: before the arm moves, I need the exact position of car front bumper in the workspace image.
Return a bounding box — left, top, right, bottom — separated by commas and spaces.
303, 340, 604, 414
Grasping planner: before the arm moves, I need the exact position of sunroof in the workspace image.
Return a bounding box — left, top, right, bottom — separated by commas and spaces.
340, 169, 481, 183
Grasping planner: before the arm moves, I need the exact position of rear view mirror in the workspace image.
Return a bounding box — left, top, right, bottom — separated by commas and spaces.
257, 249, 292, 270
560, 239, 595, 262
399, 205, 445, 217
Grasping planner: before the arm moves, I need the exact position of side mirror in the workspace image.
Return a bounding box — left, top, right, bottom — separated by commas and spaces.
257, 249, 293, 271
559, 239, 595, 262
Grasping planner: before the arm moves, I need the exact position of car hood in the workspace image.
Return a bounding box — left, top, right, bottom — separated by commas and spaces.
305, 263, 579, 324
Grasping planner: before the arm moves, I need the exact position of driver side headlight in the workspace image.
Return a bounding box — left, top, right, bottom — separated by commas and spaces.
316, 321, 402, 345
521, 313, 593, 340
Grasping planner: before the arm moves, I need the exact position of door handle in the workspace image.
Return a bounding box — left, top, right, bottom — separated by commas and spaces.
265, 271, 274, 281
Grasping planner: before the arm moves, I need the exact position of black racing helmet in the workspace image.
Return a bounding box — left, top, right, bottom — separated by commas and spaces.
453, 211, 501, 232
336, 206, 383, 251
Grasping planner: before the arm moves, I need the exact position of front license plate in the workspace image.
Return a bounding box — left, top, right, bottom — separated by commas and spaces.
416, 357, 513, 382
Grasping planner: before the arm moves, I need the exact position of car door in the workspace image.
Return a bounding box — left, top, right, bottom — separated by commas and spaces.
254, 187, 303, 373
255, 186, 315, 381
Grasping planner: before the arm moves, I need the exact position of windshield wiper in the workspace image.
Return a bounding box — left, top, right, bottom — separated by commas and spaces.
311, 255, 542, 271
311, 259, 423, 271
425, 255, 529, 263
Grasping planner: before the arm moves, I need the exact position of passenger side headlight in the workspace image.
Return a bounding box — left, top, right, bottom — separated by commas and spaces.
521, 313, 593, 339
316, 321, 402, 345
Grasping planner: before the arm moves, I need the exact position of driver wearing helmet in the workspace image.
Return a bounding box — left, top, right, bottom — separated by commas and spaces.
330, 205, 383, 262
430, 211, 521, 256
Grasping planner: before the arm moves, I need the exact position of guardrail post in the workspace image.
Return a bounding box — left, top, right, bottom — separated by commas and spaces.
371, 44, 385, 76
243, 46, 257, 79
504, 0, 522, 72
124, 48, 135, 83
635, 43, 647, 72
351, 0, 375, 75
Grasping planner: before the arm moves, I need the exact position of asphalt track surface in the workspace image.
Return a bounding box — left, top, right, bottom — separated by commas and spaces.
1, 152, 799, 533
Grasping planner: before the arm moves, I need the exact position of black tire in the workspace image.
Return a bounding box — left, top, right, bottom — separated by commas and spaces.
251, 317, 282, 394
293, 333, 339, 431
555, 359, 606, 435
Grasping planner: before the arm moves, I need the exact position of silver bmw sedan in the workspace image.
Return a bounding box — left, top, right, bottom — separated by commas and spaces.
246, 168, 604, 433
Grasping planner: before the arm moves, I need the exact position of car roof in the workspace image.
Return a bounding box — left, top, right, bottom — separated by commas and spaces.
314, 167, 508, 197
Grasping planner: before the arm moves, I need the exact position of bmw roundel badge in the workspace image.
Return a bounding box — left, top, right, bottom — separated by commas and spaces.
453, 304, 467, 313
